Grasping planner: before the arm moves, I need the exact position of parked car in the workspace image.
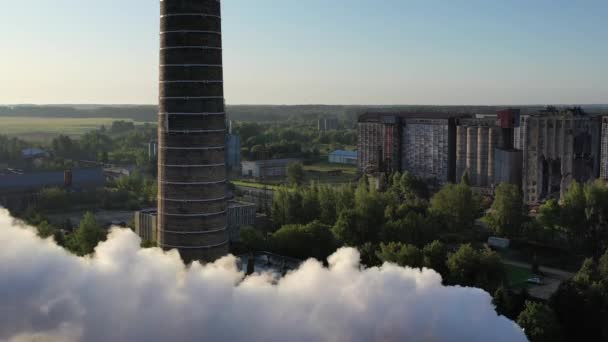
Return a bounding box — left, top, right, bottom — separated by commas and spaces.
527, 277, 543, 285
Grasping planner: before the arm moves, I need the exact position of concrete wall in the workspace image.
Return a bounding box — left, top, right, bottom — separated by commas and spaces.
494, 149, 523, 187
521, 114, 601, 204
227, 201, 257, 242
134, 209, 158, 243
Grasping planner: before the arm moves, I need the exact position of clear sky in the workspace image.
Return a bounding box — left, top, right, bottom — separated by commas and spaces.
1, 0, 607, 105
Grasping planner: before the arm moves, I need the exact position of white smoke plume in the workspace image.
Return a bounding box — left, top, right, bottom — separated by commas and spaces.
0, 209, 527, 342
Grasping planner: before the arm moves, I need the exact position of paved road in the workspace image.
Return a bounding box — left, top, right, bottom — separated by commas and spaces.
502, 259, 575, 300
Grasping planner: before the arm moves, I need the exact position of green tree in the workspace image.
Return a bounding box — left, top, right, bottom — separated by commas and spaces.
429, 182, 479, 232
493, 286, 527, 320
582, 180, 608, 257
332, 209, 366, 246
287, 162, 305, 186
270, 187, 305, 227
446, 244, 504, 292
561, 181, 587, 240
38, 187, 70, 211
485, 183, 525, 237
318, 185, 338, 225
549, 256, 608, 341
422, 240, 448, 276
67, 212, 107, 256
358, 242, 381, 267
376, 242, 423, 268
300, 186, 321, 223
381, 212, 435, 247
240, 227, 267, 252
517, 301, 563, 342
271, 221, 336, 260
460, 170, 471, 186
141, 240, 157, 248
36, 220, 57, 239
536, 199, 561, 231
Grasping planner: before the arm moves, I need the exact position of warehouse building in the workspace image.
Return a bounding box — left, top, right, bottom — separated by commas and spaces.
0, 168, 105, 211
135, 200, 257, 245
241, 159, 300, 179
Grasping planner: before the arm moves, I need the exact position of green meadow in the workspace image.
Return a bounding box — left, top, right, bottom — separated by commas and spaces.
0, 116, 142, 142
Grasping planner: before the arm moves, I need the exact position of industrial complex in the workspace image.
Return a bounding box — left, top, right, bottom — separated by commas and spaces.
358, 108, 607, 205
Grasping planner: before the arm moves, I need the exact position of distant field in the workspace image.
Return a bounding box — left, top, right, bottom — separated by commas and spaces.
0, 116, 143, 141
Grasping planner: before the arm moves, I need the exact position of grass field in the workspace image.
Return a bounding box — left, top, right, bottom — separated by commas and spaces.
505, 264, 532, 289
303, 162, 357, 173
0, 116, 142, 141
232, 180, 284, 191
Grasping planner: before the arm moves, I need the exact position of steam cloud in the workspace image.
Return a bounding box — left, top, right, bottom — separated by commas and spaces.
0, 209, 527, 342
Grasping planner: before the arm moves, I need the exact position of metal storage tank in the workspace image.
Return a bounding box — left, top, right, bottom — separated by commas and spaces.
157, 0, 229, 263
466, 127, 478, 183
488, 127, 499, 185
456, 125, 467, 181
476, 127, 489, 186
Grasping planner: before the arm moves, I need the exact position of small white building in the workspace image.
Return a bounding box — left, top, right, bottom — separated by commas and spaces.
241, 159, 299, 179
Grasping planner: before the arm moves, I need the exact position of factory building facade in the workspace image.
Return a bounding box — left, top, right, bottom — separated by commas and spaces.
358, 107, 604, 206
455, 117, 501, 187
358, 113, 456, 184
241, 159, 300, 179
401, 118, 456, 185
519, 109, 601, 204
157, 0, 229, 263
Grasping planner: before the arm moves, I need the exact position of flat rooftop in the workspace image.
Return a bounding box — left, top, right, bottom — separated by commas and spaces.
358, 111, 472, 123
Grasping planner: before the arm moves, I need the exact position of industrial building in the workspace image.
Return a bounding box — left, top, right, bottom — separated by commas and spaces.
227, 201, 257, 242
456, 110, 523, 188
0, 168, 105, 211
134, 209, 157, 243
358, 112, 458, 185
241, 159, 300, 179
157, 0, 229, 263
328, 150, 358, 165
357, 110, 524, 189
518, 108, 601, 204
357, 107, 606, 205
134, 200, 256, 245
